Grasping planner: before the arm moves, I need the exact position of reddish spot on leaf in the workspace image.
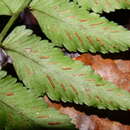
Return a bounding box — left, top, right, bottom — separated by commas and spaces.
66, 31, 73, 40
86, 79, 97, 82
79, 19, 88, 22
48, 122, 62, 125
103, 27, 109, 30
96, 38, 105, 46
95, 96, 102, 103
48, 62, 58, 64
86, 36, 93, 44
78, 74, 86, 76
74, 32, 83, 45
37, 115, 49, 119
62, 67, 72, 70
70, 84, 78, 94
61, 83, 66, 91
46, 75, 55, 88
111, 30, 121, 33
39, 56, 50, 59
68, 16, 76, 19
90, 22, 105, 26
72, 73, 86, 77
6, 92, 14, 96
96, 83, 106, 87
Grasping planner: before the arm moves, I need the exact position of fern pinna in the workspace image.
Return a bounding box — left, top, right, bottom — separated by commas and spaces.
0, 0, 130, 129
31, 0, 130, 53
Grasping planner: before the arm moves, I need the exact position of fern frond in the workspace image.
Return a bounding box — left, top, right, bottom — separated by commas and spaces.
0, 0, 27, 15
3, 26, 130, 110
30, 0, 130, 53
0, 70, 73, 129
75, 0, 130, 13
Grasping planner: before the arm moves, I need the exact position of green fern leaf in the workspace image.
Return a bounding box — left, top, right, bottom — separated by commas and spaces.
0, 0, 28, 15
0, 71, 73, 129
30, 0, 130, 53
75, 0, 130, 13
3, 26, 130, 110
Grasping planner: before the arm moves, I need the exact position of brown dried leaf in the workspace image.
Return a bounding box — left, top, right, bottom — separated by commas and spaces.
90, 115, 130, 130
74, 54, 130, 92
44, 96, 130, 130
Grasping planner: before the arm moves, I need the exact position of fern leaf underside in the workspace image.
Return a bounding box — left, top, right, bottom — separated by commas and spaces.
0, 71, 73, 129
75, 0, 130, 13
31, 0, 130, 53
3, 26, 130, 111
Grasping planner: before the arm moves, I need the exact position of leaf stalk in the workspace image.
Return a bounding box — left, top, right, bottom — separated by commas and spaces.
0, 0, 32, 44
